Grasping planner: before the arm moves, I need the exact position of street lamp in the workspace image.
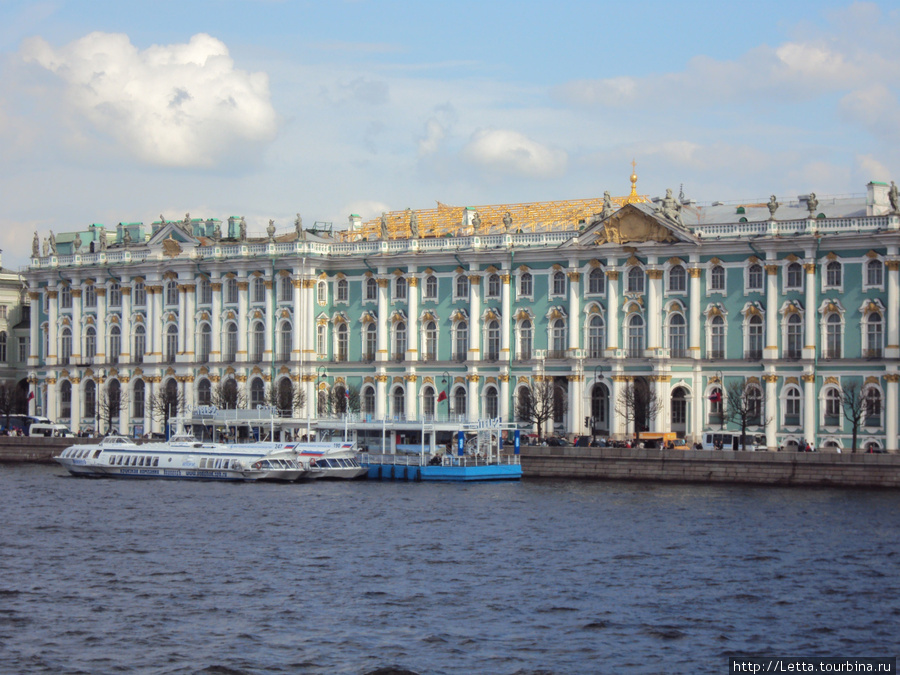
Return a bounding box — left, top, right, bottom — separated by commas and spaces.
590, 365, 604, 435
441, 370, 451, 421
714, 370, 724, 432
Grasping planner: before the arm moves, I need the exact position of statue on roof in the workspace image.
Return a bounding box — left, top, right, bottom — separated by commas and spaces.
471, 211, 482, 232
656, 188, 683, 225
49, 230, 57, 254
42, 237, 50, 257
160, 214, 166, 225
73, 232, 82, 253
806, 193, 818, 216
408, 209, 419, 239
32, 232, 39, 258
889, 182, 899, 214
239, 217, 247, 241
99, 227, 107, 251
183, 213, 191, 230
380, 212, 389, 240
502, 211, 513, 232
213, 220, 221, 240
601, 191, 615, 219
767, 195, 780, 219
295, 213, 304, 240
123, 227, 132, 245
267, 219, 276, 241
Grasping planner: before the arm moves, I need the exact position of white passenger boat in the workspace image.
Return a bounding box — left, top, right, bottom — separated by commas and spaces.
295, 441, 367, 479
55, 434, 306, 481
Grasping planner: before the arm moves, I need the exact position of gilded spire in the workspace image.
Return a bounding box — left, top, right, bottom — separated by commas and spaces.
624, 159, 644, 204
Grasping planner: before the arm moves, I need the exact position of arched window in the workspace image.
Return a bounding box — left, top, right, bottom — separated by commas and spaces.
454, 321, 468, 361
747, 385, 762, 425
366, 277, 378, 301
710, 265, 725, 291
364, 323, 377, 361
627, 314, 644, 357
333, 385, 348, 414
59, 327, 73, 364
336, 323, 348, 362
393, 321, 407, 361
60, 380, 72, 419
747, 314, 764, 359
825, 261, 842, 288
518, 320, 533, 360
165, 280, 178, 306
865, 388, 882, 427
747, 264, 763, 291
456, 274, 470, 299
279, 322, 292, 361
708, 385, 723, 426
279, 276, 294, 302
165, 324, 178, 363
710, 315, 725, 359
786, 262, 803, 289
109, 325, 121, 364
395, 277, 407, 301
591, 383, 609, 431
485, 320, 500, 360
224, 322, 237, 362
587, 315, 605, 358
252, 276, 266, 303
198, 278, 212, 305
60, 285, 72, 309
424, 321, 437, 361
316, 323, 327, 356
250, 378, 265, 408
785, 386, 801, 426
425, 275, 438, 300
84, 379, 96, 419
0, 332, 7, 362
552, 271, 567, 296
105, 380, 122, 428
197, 379, 211, 406
276, 378, 293, 415
825, 387, 841, 424
250, 321, 265, 361
337, 278, 349, 302
670, 386, 686, 429
133, 324, 145, 363
362, 386, 376, 415
668, 314, 686, 357
132, 379, 145, 419
866, 312, 883, 358
786, 314, 803, 358
108, 283, 122, 307
551, 318, 567, 357
588, 268, 605, 295
627, 267, 644, 293
317, 280, 327, 304
668, 265, 686, 292
422, 387, 435, 418
487, 274, 501, 298
866, 259, 884, 287
825, 313, 841, 359
84, 326, 96, 359
198, 323, 211, 362
516, 387, 532, 423
519, 272, 533, 297
221, 378, 239, 409
485, 387, 499, 419
392, 387, 405, 418
225, 278, 238, 304
453, 387, 467, 419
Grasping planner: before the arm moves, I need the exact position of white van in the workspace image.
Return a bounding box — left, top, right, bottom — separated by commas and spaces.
701, 432, 765, 451
29, 423, 74, 438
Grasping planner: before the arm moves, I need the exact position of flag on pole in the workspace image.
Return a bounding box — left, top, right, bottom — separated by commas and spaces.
437, 390, 448, 403
709, 390, 722, 403
27, 391, 35, 401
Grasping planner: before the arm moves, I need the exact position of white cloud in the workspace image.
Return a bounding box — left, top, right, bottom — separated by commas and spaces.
856, 154, 892, 184
340, 200, 391, 223
462, 128, 567, 179
21, 32, 278, 168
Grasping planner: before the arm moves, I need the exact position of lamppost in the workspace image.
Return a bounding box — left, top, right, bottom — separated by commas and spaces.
441, 370, 451, 422
591, 364, 604, 436
714, 370, 724, 432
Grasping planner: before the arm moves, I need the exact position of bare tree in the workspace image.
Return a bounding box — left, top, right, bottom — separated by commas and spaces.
97, 382, 129, 435
211, 378, 246, 410
264, 380, 307, 417
323, 384, 360, 415
839, 380, 867, 453
0, 382, 27, 430
724, 380, 768, 451
515, 377, 567, 440
149, 383, 185, 433
615, 380, 662, 439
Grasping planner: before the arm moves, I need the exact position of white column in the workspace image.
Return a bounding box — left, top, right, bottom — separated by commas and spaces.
606, 268, 620, 352
804, 262, 817, 359
646, 270, 663, 353
375, 375, 387, 418
692, 370, 704, 441
568, 271, 580, 352
765, 374, 778, 451
568, 375, 582, 435
46, 379, 57, 422
887, 261, 899, 359
120, 287, 132, 363
765, 262, 779, 358
406, 376, 417, 420
146, 379, 157, 434
886, 375, 898, 454
407, 276, 419, 361
501, 273, 511, 359
653, 377, 669, 433
211, 282, 222, 361
237, 277, 248, 362
611, 376, 625, 437
689, 268, 701, 359
95, 287, 107, 363
148, 284, 162, 362
376, 277, 389, 362
71, 378, 83, 431
467, 375, 479, 422
28, 292, 40, 367
803, 373, 816, 448
47, 289, 58, 366
71, 286, 83, 362
303, 278, 316, 363
500, 372, 510, 421
468, 272, 482, 361
264, 278, 274, 359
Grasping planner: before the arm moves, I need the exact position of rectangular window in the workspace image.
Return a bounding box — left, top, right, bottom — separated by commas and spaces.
18, 337, 27, 363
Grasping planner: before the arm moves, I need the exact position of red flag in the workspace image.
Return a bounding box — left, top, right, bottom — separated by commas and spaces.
27, 391, 35, 401
437, 390, 448, 402
709, 390, 722, 403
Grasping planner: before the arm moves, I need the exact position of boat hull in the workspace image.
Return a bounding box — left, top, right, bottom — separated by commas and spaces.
361, 458, 522, 482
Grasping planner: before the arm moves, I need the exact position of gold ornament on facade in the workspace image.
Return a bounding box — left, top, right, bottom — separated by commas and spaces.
803, 263, 816, 274
162, 235, 183, 258
886, 260, 900, 272
405, 374, 417, 382
211, 283, 222, 291
606, 270, 619, 280
567, 271, 581, 282
688, 268, 702, 278
801, 374, 816, 383
499, 374, 510, 382
766, 265, 778, 275
647, 269, 664, 280
71, 289, 82, 298
374, 374, 389, 383
826, 252, 838, 260
884, 374, 900, 383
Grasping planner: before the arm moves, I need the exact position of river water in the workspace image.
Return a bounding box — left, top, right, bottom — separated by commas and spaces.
1, 465, 897, 674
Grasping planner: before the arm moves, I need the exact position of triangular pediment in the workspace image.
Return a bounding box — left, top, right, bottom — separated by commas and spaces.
582, 203, 697, 246
146, 221, 201, 247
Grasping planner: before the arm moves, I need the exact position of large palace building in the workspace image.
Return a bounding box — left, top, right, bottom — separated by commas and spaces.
21, 173, 900, 451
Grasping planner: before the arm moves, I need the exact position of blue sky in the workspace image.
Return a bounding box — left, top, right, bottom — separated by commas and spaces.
1, 0, 898, 268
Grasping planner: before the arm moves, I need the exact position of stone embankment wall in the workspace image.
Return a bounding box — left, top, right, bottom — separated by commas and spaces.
0, 437, 93, 464
521, 446, 900, 488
